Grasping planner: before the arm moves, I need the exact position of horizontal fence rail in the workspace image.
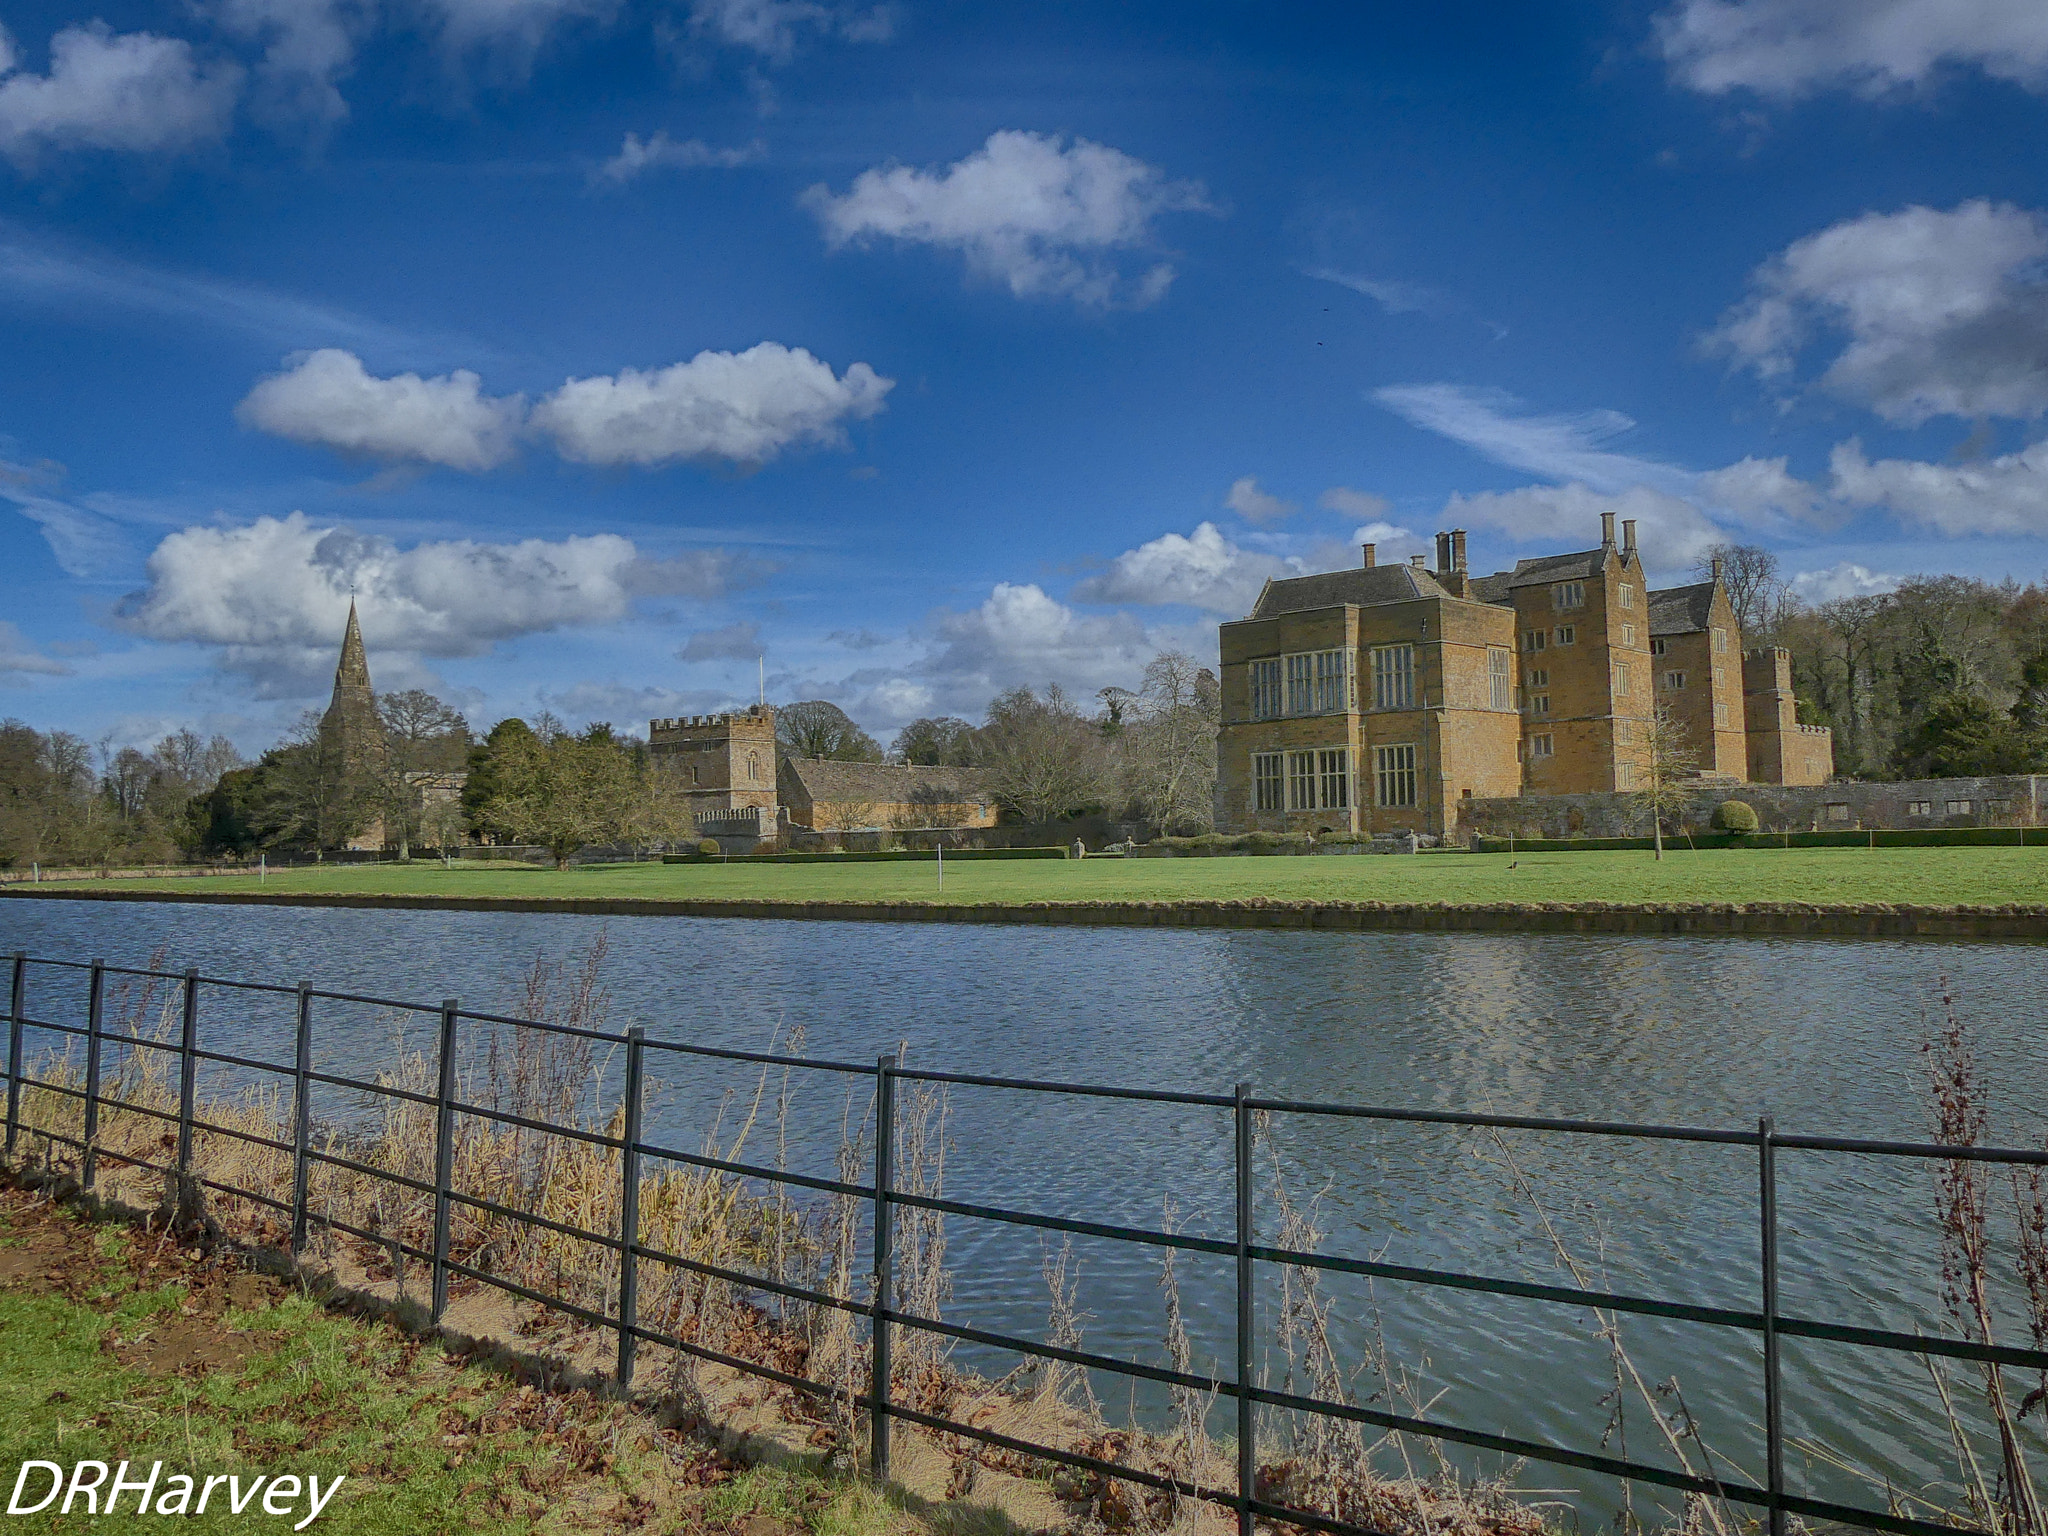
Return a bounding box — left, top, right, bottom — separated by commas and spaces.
3, 949, 2045, 1536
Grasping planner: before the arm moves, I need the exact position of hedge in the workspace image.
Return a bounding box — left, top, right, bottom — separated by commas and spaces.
1470, 827, 2048, 853
663, 846, 1071, 864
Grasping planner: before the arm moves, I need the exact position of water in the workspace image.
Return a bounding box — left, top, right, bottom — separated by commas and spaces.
4, 897, 2044, 1531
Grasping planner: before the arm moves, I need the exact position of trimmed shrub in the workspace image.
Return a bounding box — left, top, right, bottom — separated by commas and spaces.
697, 838, 722, 857
1712, 800, 1759, 834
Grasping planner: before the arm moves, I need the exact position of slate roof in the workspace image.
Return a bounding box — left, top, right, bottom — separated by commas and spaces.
1648, 582, 1717, 636
779, 758, 992, 806
1502, 549, 1608, 588
1247, 563, 1452, 619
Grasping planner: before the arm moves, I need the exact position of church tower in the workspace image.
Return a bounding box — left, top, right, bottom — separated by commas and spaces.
319, 600, 387, 782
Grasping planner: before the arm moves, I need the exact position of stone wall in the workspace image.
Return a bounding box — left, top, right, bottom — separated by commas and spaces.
1456, 774, 2045, 839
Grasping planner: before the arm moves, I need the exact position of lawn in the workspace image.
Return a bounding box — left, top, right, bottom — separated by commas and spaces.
0, 1184, 929, 1535
21, 844, 2048, 908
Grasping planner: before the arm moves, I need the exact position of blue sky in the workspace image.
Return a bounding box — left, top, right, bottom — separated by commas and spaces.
4, 0, 2048, 752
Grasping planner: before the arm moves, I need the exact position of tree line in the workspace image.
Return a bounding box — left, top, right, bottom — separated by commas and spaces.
1709, 545, 2048, 780
1, 648, 1220, 870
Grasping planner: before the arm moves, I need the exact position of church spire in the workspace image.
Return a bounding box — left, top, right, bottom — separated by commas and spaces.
320, 598, 386, 779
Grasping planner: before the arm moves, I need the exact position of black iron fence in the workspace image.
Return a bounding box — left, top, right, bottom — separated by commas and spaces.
4, 949, 2046, 1536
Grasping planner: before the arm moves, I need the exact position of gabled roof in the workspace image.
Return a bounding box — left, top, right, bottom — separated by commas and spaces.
1466, 571, 1514, 604
1247, 563, 1451, 619
1502, 548, 1609, 588
1648, 582, 1717, 636
779, 758, 992, 805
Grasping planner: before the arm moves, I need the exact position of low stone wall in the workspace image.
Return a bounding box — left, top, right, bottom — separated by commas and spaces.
8, 886, 2046, 940
1459, 774, 2045, 841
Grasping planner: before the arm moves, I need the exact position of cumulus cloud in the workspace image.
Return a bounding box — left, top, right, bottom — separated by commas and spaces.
1789, 561, 1902, 603
597, 131, 763, 183
1694, 455, 1829, 524
531, 343, 892, 468
920, 581, 1178, 708
1072, 522, 1301, 613
1655, 0, 2048, 98
1827, 436, 2048, 536
0, 23, 241, 165
1223, 476, 1293, 524
1705, 201, 2048, 424
1320, 486, 1393, 521
683, 0, 894, 61
212, 0, 362, 131
237, 349, 525, 470
116, 512, 753, 693
676, 621, 762, 661
803, 130, 1216, 307
238, 344, 890, 472
0, 620, 70, 680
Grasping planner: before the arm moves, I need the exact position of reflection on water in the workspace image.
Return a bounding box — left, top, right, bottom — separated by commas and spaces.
4, 898, 2044, 1528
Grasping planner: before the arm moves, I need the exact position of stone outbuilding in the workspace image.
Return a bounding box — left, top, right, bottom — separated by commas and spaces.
778, 759, 997, 832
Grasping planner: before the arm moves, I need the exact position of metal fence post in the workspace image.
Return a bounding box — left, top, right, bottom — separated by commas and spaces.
430, 999, 459, 1324
82, 960, 105, 1189
175, 969, 200, 1177
1759, 1115, 1785, 1536
4, 953, 24, 1156
290, 984, 313, 1254
1235, 1083, 1255, 1536
615, 1027, 646, 1393
870, 1054, 897, 1484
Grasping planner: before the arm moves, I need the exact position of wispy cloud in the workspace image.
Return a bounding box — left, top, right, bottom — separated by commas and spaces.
1374, 383, 1695, 496
0, 218, 466, 362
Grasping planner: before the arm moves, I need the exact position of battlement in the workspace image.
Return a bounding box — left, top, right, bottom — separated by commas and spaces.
649, 704, 775, 735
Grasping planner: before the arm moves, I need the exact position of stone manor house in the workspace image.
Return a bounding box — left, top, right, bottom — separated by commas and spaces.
1215, 514, 1835, 838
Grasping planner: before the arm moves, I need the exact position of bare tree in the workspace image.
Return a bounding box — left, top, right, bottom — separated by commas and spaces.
1122, 652, 1220, 833
776, 700, 883, 762
1693, 543, 1788, 642
1634, 702, 1700, 861
977, 685, 1110, 824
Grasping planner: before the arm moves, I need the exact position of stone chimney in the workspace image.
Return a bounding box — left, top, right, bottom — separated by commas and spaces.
1712, 555, 1725, 583
1622, 519, 1637, 555
1601, 511, 1616, 547
1361, 543, 1376, 568
1435, 531, 1452, 572
1409, 553, 1427, 569
1451, 528, 1467, 572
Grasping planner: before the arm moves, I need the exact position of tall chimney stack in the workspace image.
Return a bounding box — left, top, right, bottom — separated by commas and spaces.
1361, 543, 1376, 568
1711, 555, 1725, 583
1621, 519, 1637, 554
1435, 531, 1452, 572
1451, 527, 1467, 572
1601, 511, 1616, 547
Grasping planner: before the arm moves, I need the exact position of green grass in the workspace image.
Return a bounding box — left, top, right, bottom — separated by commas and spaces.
0, 1189, 921, 1535
24, 844, 2048, 907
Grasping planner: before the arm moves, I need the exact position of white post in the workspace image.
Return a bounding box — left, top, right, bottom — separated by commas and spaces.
260, 852, 266, 882
937, 838, 943, 892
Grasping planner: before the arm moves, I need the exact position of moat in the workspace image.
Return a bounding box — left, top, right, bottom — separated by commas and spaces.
4, 897, 2044, 1529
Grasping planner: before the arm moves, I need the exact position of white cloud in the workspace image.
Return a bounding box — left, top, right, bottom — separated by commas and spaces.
1374, 384, 1694, 495
1072, 522, 1300, 613
1223, 476, 1293, 524
1346, 520, 1426, 561
1827, 436, 2048, 536
0, 23, 241, 165
239, 344, 888, 472
423, 0, 617, 70
0, 620, 70, 680
802, 130, 1216, 308
1436, 482, 1726, 574
1694, 455, 1828, 524
212, 0, 361, 131
542, 681, 737, 726
1302, 266, 1452, 317
116, 512, 751, 693
1320, 486, 1392, 521
1789, 561, 1901, 603
597, 131, 763, 183
1655, 0, 2048, 98
237, 349, 525, 471
676, 621, 763, 661
530, 342, 891, 468
1705, 200, 2048, 424
919, 581, 1189, 712
683, 0, 894, 61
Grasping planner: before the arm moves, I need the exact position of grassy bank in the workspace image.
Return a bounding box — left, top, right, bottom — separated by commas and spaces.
12, 844, 2048, 908
0, 1182, 929, 1535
